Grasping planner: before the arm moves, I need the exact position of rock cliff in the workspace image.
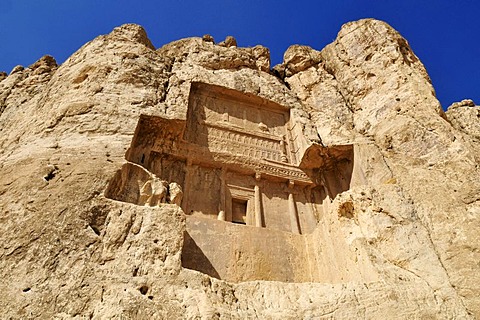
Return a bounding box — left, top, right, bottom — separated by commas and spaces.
0, 19, 478, 319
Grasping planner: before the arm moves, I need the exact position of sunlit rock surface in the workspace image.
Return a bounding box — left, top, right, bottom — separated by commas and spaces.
0, 20, 478, 319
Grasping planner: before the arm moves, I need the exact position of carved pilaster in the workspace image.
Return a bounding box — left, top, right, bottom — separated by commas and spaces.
254, 172, 263, 228
288, 180, 301, 234
218, 166, 227, 221
182, 159, 193, 214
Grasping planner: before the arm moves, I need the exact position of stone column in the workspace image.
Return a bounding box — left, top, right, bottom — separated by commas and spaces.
288, 180, 301, 234
254, 173, 263, 228
181, 159, 193, 214
218, 166, 227, 221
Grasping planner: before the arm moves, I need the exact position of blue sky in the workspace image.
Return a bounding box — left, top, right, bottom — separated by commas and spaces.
1, 0, 479, 109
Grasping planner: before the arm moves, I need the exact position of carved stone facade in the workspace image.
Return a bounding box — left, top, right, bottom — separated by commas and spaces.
106, 82, 363, 282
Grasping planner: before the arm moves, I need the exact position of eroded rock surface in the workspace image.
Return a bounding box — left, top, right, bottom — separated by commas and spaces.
0, 20, 479, 319
446, 99, 480, 140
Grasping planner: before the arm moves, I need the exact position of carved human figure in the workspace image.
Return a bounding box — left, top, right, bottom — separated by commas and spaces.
168, 182, 183, 206
139, 175, 168, 207
138, 180, 152, 205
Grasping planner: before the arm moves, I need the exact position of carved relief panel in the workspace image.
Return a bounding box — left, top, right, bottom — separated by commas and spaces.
184, 82, 292, 164
185, 165, 222, 219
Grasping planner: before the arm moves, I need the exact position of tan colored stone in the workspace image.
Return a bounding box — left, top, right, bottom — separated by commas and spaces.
446, 99, 480, 140
282, 44, 323, 77
218, 35, 237, 48
288, 18, 480, 317
202, 34, 215, 43
168, 182, 183, 206
157, 37, 270, 72
0, 20, 478, 319
10, 65, 24, 75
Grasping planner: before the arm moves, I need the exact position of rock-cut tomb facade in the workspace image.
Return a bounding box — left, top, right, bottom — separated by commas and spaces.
105, 82, 374, 283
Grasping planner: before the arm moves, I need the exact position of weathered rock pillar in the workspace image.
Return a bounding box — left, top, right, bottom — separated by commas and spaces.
254, 173, 263, 228
288, 180, 301, 234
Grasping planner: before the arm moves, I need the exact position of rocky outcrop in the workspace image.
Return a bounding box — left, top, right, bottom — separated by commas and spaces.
446, 99, 480, 140
0, 19, 479, 319
0, 55, 57, 117
276, 44, 323, 78
157, 36, 269, 72
286, 19, 480, 317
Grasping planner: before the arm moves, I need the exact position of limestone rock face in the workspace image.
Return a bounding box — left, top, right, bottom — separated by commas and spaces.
280, 44, 323, 77
446, 99, 480, 140
0, 20, 479, 319
0, 71, 7, 81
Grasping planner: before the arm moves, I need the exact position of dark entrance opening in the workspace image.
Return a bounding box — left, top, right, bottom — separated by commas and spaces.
232, 198, 247, 225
